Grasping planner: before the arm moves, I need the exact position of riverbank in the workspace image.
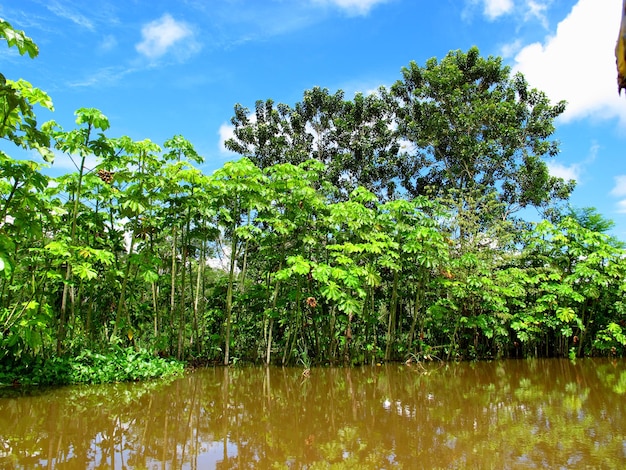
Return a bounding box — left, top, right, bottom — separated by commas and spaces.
0, 347, 184, 387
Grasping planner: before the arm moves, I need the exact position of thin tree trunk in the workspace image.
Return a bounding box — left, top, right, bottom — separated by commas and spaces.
385, 270, 399, 361
192, 239, 205, 356
407, 277, 424, 353
58, 152, 88, 354
177, 235, 188, 360
266, 319, 274, 366
265, 277, 281, 365
177, 210, 193, 360
169, 227, 178, 354
152, 281, 158, 337
224, 235, 238, 365
112, 235, 136, 340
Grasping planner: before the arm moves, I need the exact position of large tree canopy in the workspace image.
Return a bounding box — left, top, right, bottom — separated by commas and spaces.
390, 47, 573, 215
227, 48, 573, 220
226, 87, 400, 201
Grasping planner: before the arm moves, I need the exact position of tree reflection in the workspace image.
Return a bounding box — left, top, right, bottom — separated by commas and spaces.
1, 360, 626, 468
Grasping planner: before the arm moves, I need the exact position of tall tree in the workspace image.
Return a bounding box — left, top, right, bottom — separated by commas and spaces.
390, 47, 573, 225
208, 158, 268, 365
50, 108, 113, 352
226, 87, 400, 201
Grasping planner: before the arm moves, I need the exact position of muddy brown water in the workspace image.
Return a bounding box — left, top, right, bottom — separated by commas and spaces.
1, 359, 625, 469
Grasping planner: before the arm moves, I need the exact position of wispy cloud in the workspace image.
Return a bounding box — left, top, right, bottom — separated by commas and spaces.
35, 147, 98, 173
611, 175, 626, 197
99, 34, 117, 52
500, 39, 523, 58
512, 0, 625, 125
547, 161, 580, 182
136, 14, 197, 60
547, 142, 599, 183
54, 153, 98, 173
185, 0, 383, 51
311, 0, 390, 16
524, 0, 550, 26
45, 1, 94, 30
67, 65, 137, 88
616, 199, 626, 214
68, 15, 199, 88
464, 0, 552, 24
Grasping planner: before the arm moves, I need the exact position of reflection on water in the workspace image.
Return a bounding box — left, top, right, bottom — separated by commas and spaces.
1, 359, 626, 469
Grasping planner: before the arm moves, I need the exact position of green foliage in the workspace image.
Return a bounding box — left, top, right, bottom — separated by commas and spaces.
227, 87, 400, 201
0, 20, 53, 160
594, 323, 626, 353
391, 47, 572, 214
0, 347, 184, 386
0, 19, 38, 58
1, 23, 625, 385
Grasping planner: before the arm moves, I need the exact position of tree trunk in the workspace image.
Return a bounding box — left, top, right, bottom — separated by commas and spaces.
224, 235, 238, 365
385, 270, 399, 361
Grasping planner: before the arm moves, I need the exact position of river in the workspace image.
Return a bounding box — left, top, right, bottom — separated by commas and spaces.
1, 358, 625, 468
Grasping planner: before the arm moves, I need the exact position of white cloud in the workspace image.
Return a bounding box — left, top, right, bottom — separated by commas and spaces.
218, 113, 258, 156
547, 142, 598, 183
616, 199, 626, 213
136, 14, 193, 59
312, 0, 389, 16
547, 161, 580, 182
207, 242, 238, 273
611, 175, 626, 197
512, 0, 625, 125
483, 0, 514, 19
20, 147, 91, 174
500, 39, 523, 59
218, 123, 236, 155
55, 152, 98, 173
464, 0, 552, 24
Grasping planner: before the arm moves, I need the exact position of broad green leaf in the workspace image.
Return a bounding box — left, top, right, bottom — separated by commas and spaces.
321, 281, 342, 301
143, 270, 159, 283
74, 263, 98, 281
0, 19, 38, 58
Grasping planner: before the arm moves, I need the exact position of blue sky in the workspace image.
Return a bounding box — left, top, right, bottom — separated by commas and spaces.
3, 0, 626, 238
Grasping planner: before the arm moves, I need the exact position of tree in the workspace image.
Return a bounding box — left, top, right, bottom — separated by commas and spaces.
0, 19, 54, 278
226, 87, 400, 201
516, 216, 626, 358
390, 47, 573, 227
564, 206, 625, 249
253, 160, 328, 364
0, 19, 53, 161
0, 20, 57, 360
49, 108, 114, 352
208, 158, 268, 365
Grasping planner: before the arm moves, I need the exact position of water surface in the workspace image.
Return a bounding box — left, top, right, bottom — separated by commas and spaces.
1, 359, 625, 468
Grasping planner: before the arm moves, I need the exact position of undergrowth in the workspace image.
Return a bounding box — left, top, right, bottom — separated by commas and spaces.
0, 347, 185, 387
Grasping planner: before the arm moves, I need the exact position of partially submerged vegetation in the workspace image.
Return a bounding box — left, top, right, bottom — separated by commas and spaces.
0, 346, 184, 386
2, 20, 626, 385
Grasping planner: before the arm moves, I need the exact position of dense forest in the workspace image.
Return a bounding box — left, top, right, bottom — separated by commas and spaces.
2, 20, 626, 384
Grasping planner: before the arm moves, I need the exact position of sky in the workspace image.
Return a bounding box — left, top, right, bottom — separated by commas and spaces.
2, 0, 626, 238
